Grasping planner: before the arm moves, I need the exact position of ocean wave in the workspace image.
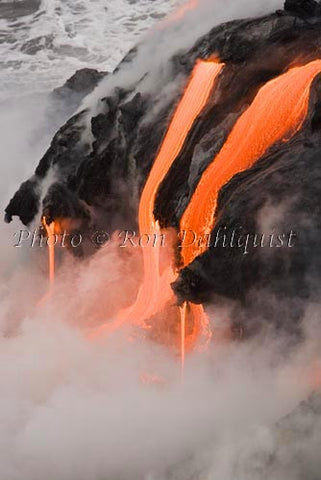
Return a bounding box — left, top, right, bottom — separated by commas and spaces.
0, 0, 183, 99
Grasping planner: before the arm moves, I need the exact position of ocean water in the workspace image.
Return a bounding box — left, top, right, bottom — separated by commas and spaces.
0, 0, 184, 100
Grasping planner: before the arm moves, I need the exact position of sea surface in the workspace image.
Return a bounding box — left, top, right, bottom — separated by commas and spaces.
0, 0, 183, 100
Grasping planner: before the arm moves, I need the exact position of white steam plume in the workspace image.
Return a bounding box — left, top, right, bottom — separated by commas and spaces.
84, 0, 284, 111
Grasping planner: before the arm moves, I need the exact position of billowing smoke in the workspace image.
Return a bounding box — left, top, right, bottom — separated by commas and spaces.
1, 1, 321, 480
84, 0, 284, 109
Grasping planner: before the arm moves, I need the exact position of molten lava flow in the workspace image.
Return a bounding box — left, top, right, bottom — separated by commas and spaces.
179, 302, 187, 380
134, 60, 223, 322
92, 60, 224, 344
180, 59, 321, 267
43, 216, 55, 287
36, 217, 56, 308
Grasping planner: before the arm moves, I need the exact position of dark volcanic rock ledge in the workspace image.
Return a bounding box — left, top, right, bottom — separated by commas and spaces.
4, 0, 321, 334
52, 68, 108, 111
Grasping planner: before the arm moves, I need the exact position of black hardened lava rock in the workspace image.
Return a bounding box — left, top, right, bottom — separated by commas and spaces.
54, 68, 107, 97
5, 0, 321, 336
4, 178, 40, 225
284, 0, 321, 16
52, 68, 108, 112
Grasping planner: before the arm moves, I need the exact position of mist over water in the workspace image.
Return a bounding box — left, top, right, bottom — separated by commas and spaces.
1, 1, 321, 479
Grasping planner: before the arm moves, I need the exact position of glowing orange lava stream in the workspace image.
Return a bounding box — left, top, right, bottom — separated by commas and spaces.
36, 217, 56, 308
43, 217, 55, 287
180, 59, 321, 267
133, 60, 223, 323
92, 60, 224, 357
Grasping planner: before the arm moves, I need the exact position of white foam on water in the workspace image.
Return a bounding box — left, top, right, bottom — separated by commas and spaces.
0, 0, 185, 100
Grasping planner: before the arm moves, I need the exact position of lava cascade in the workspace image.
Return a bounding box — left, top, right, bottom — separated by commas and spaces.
180, 59, 321, 267
94, 59, 224, 345
43, 217, 55, 287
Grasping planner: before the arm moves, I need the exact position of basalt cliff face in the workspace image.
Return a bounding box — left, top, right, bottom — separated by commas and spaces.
5, 0, 321, 337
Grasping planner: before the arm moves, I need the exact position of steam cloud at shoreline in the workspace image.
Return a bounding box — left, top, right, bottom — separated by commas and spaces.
1, 1, 321, 479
